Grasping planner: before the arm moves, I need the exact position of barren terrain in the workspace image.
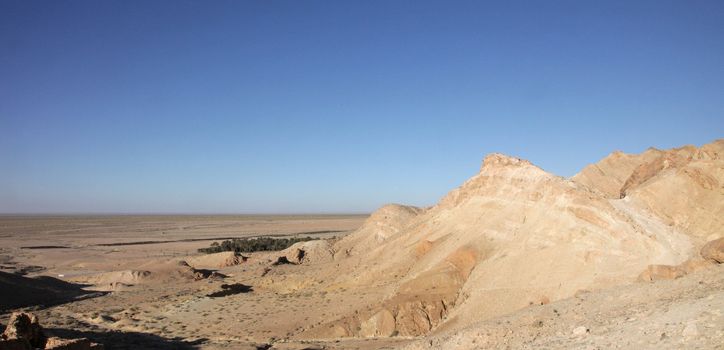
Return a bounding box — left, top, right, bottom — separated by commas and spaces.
1, 139, 723, 349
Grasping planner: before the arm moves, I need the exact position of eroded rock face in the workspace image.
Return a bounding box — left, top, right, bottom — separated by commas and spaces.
572, 149, 663, 198
394, 299, 449, 336
701, 238, 724, 263
637, 256, 717, 283
1, 312, 45, 349
0, 313, 103, 350
359, 309, 396, 337
619, 152, 692, 198
309, 246, 477, 338
574, 139, 724, 239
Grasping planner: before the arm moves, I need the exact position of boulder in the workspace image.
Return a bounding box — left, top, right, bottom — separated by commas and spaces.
701, 238, 724, 263
637, 265, 685, 282
1, 313, 45, 349
680, 258, 716, 274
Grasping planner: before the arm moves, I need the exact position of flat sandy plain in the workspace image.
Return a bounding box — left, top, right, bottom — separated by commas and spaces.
1, 215, 416, 349
0, 215, 364, 278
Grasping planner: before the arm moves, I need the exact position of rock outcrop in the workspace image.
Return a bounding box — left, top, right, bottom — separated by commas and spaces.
637, 264, 686, 282
572, 148, 664, 198
281, 240, 334, 265
701, 237, 724, 263
0, 313, 102, 350
573, 139, 724, 240
1, 313, 45, 349
45, 337, 100, 350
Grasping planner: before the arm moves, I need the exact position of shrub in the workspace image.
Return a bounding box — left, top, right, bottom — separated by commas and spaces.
198, 236, 315, 254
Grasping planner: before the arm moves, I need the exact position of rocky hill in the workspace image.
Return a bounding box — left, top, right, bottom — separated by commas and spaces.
301, 139, 723, 340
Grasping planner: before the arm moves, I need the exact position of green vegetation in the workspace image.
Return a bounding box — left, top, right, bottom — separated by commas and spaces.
198, 236, 315, 254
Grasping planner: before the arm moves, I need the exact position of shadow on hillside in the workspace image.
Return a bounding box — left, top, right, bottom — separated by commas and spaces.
45, 327, 207, 350
0, 271, 107, 313
206, 283, 253, 298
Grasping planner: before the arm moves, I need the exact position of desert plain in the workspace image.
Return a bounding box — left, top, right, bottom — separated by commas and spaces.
1, 140, 723, 350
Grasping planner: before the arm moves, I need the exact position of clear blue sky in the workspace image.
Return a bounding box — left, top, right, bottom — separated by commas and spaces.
1, 1, 723, 214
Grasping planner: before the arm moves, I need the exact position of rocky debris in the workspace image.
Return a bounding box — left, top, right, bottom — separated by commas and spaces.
0, 313, 102, 350
481, 153, 534, 169
700, 237, 724, 263
176, 260, 225, 281
309, 246, 478, 338
401, 265, 724, 349
1, 312, 45, 349
45, 337, 102, 350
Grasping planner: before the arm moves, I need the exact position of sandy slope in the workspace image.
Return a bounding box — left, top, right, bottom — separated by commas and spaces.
404, 264, 724, 350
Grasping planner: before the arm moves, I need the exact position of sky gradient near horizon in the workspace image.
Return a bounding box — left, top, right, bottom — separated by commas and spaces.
2, 1, 723, 214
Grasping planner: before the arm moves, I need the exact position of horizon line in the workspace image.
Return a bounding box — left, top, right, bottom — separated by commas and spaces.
0, 212, 371, 217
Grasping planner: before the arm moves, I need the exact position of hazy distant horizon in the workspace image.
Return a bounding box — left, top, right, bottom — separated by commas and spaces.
2, 1, 723, 214
0, 211, 370, 216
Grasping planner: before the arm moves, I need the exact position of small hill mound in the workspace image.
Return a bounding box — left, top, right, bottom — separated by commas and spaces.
280, 240, 335, 265
185, 251, 246, 269
334, 204, 424, 258
81, 270, 152, 286
74, 257, 229, 291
